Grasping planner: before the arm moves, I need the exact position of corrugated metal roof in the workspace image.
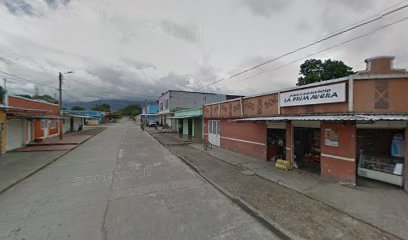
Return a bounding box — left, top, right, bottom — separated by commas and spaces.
65, 114, 93, 118
8, 114, 62, 119
234, 114, 408, 122
0, 106, 50, 113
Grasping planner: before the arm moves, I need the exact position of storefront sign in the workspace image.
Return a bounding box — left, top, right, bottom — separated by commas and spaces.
325, 128, 339, 147
280, 83, 346, 107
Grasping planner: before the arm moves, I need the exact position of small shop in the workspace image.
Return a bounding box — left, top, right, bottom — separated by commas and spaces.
203, 56, 408, 190
292, 121, 321, 173
172, 108, 203, 140
356, 121, 406, 186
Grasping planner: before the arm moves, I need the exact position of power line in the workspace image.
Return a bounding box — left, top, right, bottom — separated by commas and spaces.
194, 3, 408, 90
68, 79, 157, 99
0, 49, 58, 84
217, 15, 408, 90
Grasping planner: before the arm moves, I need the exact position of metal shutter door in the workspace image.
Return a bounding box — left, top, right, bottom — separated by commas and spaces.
6, 119, 25, 151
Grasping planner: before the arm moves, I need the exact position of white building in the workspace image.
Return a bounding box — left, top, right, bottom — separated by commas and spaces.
157, 90, 236, 129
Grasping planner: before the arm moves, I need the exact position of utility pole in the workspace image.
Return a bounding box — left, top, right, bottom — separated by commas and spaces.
58, 71, 73, 140
34, 84, 39, 96
3, 78, 7, 106
59, 72, 63, 139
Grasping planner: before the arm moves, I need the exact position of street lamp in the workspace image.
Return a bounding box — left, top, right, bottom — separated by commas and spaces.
59, 71, 74, 139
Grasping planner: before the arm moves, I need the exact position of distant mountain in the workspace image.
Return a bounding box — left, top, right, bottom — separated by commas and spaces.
64, 99, 148, 111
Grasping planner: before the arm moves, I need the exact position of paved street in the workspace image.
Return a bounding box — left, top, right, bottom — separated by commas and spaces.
0, 119, 279, 240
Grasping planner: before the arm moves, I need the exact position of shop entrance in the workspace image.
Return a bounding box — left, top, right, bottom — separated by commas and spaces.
188, 119, 193, 136
293, 127, 321, 173
267, 128, 286, 161
357, 127, 405, 187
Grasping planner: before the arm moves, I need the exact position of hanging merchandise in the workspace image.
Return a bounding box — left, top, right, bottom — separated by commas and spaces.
391, 134, 405, 158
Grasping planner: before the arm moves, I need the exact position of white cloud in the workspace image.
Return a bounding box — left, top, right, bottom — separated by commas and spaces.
0, 0, 407, 102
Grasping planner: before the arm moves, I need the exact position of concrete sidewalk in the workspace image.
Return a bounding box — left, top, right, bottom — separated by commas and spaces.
150, 132, 406, 240
0, 128, 106, 194
147, 129, 202, 145
189, 143, 408, 240
14, 128, 105, 152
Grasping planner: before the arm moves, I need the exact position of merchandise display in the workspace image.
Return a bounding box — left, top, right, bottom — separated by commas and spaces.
358, 151, 404, 186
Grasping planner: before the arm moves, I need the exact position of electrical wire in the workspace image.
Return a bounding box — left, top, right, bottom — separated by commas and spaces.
194, 2, 408, 90
216, 15, 408, 91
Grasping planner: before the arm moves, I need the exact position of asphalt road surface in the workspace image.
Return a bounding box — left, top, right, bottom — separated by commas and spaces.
0, 119, 280, 240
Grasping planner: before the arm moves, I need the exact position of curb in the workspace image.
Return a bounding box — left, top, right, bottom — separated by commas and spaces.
148, 131, 295, 240
0, 128, 106, 195
178, 155, 295, 240
196, 146, 403, 240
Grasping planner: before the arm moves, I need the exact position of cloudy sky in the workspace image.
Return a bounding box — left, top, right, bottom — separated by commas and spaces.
1, 0, 408, 102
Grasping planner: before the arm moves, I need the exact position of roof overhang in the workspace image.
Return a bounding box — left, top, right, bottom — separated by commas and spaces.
64, 114, 93, 119
169, 115, 202, 119
8, 114, 63, 120
0, 106, 51, 113
233, 114, 408, 122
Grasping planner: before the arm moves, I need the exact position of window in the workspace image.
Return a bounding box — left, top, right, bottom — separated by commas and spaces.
160, 102, 163, 111
41, 120, 47, 129
50, 120, 56, 129
208, 120, 220, 134
164, 100, 168, 109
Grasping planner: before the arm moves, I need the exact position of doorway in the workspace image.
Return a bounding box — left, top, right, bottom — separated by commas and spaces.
293, 127, 321, 173
188, 119, 193, 136
208, 120, 220, 146
267, 128, 286, 161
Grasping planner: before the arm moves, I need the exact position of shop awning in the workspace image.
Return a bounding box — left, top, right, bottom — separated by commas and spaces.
64, 114, 93, 119
169, 115, 202, 119
7, 113, 63, 120
233, 114, 408, 122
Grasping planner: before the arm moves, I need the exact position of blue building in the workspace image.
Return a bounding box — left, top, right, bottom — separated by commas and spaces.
141, 103, 159, 126
62, 110, 106, 126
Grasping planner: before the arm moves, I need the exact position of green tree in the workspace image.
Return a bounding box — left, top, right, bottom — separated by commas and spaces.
92, 103, 111, 112
16, 94, 32, 99
110, 111, 123, 119
297, 59, 354, 86
119, 104, 142, 117
33, 94, 58, 104
71, 106, 85, 110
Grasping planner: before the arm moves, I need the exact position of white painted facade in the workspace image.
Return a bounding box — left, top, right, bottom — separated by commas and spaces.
158, 90, 228, 128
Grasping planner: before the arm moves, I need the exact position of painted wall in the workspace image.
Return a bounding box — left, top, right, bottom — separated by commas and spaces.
285, 122, 293, 163
174, 108, 202, 117
219, 119, 267, 159
8, 96, 59, 115
33, 119, 59, 139
320, 122, 356, 184
405, 128, 408, 191
354, 78, 408, 113
193, 118, 202, 138
204, 94, 279, 119
183, 119, 188, 135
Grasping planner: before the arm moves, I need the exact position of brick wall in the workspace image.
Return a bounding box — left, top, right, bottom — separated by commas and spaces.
8, 96, 59, 115
8, 96, 59, 139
